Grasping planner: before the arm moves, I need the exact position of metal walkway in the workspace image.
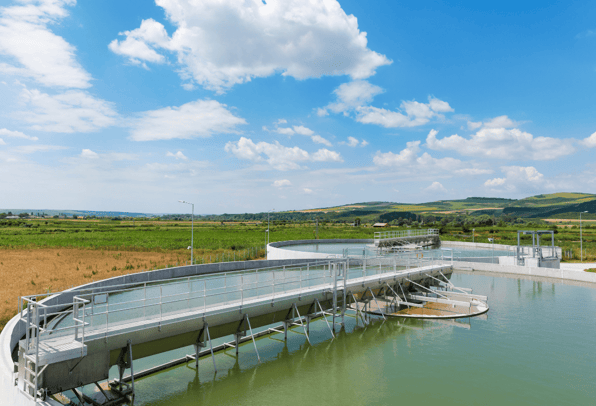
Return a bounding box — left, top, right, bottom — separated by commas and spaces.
15, 256, 482, 404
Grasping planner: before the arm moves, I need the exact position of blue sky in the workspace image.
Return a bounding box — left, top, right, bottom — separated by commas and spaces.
0, 0, 595, 214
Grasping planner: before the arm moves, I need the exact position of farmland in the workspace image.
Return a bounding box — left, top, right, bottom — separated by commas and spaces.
1, 217, 594, 332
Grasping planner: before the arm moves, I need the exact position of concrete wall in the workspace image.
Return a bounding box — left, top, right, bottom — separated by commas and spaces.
451, 261, 596, 284
267, 239, 372, 260
441, 240, 562, 258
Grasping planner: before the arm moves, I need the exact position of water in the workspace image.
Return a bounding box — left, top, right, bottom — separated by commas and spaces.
93, 272, 596, 406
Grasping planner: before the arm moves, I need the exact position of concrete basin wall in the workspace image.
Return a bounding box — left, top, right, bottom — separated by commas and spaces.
267, 239, 373, 260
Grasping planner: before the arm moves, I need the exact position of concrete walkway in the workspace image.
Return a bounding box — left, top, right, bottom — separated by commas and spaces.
560, 263, 596, 272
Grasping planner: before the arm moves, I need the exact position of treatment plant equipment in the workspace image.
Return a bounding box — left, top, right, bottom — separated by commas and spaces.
1, 252, 489, 406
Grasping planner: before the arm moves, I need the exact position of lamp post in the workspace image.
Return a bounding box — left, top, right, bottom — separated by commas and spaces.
179, 200, 194, 265
580, 211, 588, 262
267, 208, 275, 245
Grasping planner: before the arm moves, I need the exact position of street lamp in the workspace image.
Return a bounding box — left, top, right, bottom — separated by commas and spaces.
580, 211, 588, 262
179, 200, 194, 265
267, 208, 275, 245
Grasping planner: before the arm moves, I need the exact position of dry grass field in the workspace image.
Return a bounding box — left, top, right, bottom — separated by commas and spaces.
0, 247, 265, 331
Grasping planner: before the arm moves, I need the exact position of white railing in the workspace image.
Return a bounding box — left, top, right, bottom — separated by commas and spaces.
374, 228, 439, 244
19, 256, 447, 346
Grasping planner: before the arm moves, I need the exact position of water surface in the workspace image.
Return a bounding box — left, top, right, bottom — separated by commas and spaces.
109, 272, 596, 406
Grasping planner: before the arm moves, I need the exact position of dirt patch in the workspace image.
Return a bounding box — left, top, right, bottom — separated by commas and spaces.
0, 248, 192, 330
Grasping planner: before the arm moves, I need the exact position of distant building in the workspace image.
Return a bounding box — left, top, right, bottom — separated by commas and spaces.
373, 222, 388, 228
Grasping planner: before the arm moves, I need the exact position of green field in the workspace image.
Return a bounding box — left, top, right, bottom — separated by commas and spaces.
0, 219, 373, 251
0, 219, 594, 262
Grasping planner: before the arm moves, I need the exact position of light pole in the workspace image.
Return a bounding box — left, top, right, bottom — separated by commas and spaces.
179, 200, 194, 265
267, 208, 275, 245
580, 211, 588, 262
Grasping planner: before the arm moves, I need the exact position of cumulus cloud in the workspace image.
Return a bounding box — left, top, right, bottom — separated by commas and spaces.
81, 148, 99, 159
582, 131, 596, 148
109, 19, 171, 67
267, 121, 332, 146
129, 99, 246, 141
166, 151, 188, 160
224, 137, 342, 170
372, 140, 492, 179
0, 138, 6, 145
17, 87, 118, 133
0, 128, 38, 141
319, 81, 453, 128
425, 181, 447, 193
109, 0, 391, 92
321, 80, 384, 115
426, 126, 575, 161
303, 188, 313, 194
484, 166, 546, 192
0, 0, 92, 88
273, 179, 292, 188
311, 135, 332, 147
293, 126, 314, 136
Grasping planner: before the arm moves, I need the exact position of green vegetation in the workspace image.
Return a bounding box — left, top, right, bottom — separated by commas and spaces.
0, 219, 372, 251
0, 217, 593, 262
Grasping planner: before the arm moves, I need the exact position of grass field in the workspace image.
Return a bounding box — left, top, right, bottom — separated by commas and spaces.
1, 219, 594, 332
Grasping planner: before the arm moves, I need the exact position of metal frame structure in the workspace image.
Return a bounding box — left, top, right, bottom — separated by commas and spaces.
15, 254, 473, 404
516, 230, 557, 266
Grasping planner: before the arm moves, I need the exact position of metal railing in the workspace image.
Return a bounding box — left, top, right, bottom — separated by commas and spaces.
17, 254, 448, 401
374, 229, 439, 244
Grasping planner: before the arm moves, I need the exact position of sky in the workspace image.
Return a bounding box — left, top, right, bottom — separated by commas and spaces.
0, 0, 595, 214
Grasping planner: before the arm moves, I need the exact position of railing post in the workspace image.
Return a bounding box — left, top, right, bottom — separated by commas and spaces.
74, 301, 79, 341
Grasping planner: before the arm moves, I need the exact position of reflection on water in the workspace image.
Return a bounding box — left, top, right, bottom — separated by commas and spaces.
73, 273, 596, 406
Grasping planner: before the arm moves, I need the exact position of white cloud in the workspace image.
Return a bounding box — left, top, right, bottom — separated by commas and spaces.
425, 181, 447, 193
166, 151, 188, 160
293, 126, 314, 136
225, 137, 342, 170
0, 138, 6, 145
108, 19, 170, 66
110, 0, 391, 92
346, 136, 359, 147
0, 128, 38, 141
274, 127, 295, 136
273, 179, 292, 188
0, 0, 92, 88
361, 140, 369, 147
129, 99, 246, 141
582, 131, 596, 148
454, 168, 494, 176
484, 166, 546, 192
373, 141, 422, 166
426, 127, 575, 161
484, 177, 506, 187
372, 140, 492, 180
311, 135, 332, 147
17, 87, 118, 133
81, 148, 99, 159
303, 188, 313, 194
320, 81, 453, 128
312, 148, 342, 162
322, 80, 384, 114
13, 144, 66, 154
467, 120, 482, 130
482, 115, 518, 129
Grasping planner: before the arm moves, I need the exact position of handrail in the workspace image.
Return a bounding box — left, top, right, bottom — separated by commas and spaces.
374, 229, 439, 242
19, 255, 447, 352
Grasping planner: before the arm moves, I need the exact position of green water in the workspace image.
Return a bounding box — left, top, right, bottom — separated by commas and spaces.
106, 272, 596, 406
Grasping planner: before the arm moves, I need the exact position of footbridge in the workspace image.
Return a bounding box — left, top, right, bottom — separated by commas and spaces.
3, 255, 486, 405
374, 229, 440, 249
